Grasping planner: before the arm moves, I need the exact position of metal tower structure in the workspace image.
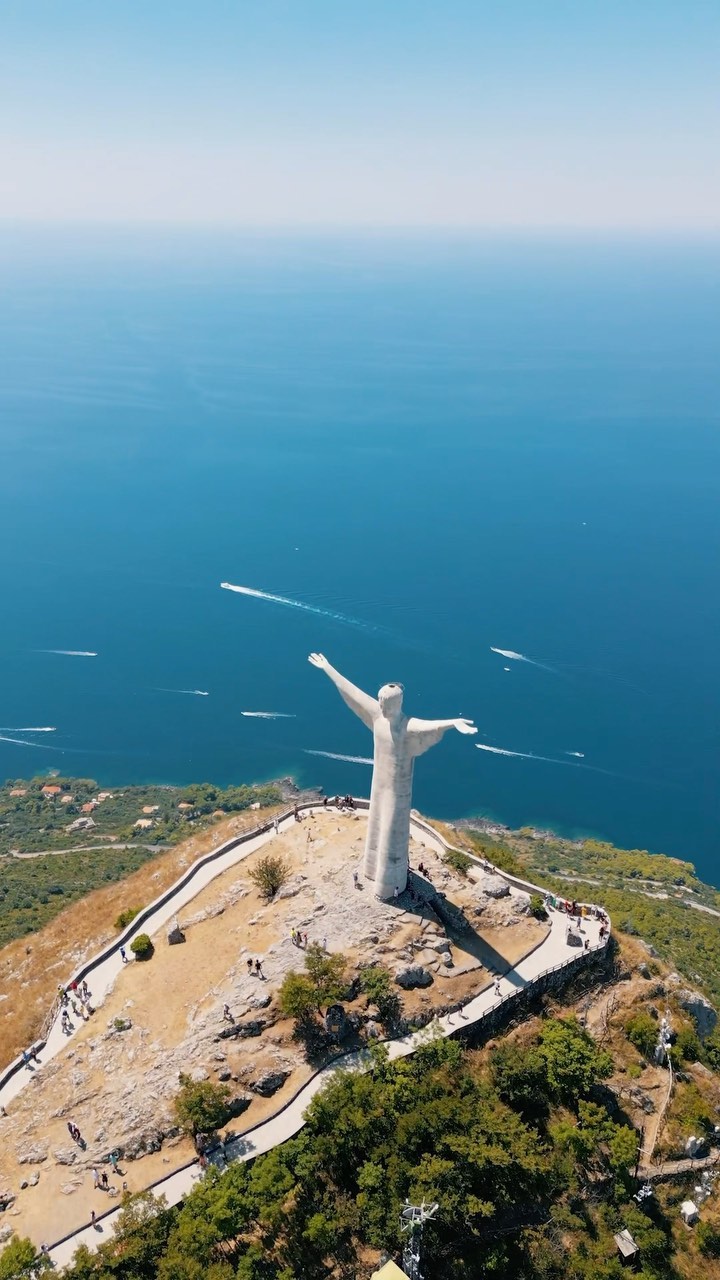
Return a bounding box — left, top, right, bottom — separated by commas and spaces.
400, 1200, 439, 1280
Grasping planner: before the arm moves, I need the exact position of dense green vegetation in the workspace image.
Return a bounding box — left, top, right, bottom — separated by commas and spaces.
2, 1021, 682, 1280
0, 776, 281, 947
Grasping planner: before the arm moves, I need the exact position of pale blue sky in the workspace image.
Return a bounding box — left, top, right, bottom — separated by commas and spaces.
1, 1, 719, 227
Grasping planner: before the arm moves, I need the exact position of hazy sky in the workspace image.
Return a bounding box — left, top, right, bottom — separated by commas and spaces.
1, 1, 719, 229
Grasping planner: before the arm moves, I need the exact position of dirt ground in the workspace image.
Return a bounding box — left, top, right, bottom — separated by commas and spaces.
0, 805, 287, 1065
0, 811, 546, 1248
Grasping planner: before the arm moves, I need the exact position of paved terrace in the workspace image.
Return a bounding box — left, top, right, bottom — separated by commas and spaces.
0, 802, 609, 1270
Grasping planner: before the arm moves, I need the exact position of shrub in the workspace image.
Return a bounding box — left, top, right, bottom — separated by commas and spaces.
529, 893, 546, 919
174, 1074, 232, 1136
625, 1011, 658, 1060
444, 848, 472, 876
697, 1222, 720, 1258
115, 906, 141, 931
130, 933, 153, 960
278, 947, 349, 1024
674, 1026, 702, 1062
359, 964, 402, 1028
248, 854, 290, 900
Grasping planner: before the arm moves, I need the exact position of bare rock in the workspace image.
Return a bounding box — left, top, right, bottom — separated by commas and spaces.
53, 1148, 77, 1166
167, 925, 186, 945
395, 965, 434, 990
250, 1069, 290, 1097
16, 1142, 48, 1165
473, 871, 509, 898
248, 993, 272, 1010
678, 989, 717, 1039
217, 1069, 232, 1082
227, 1094, 253, 1117
28, 1174, 39, 1188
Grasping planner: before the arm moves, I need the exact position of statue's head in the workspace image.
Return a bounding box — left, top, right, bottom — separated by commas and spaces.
378, 682, 404, 719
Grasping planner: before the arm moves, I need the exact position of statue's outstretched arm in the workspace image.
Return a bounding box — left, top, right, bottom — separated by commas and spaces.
406, 716, 477, 757
308, 654, 379, 731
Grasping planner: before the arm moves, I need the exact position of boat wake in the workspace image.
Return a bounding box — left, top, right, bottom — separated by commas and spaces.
37, 649, 97, 657
304, 749, 373, 765
490, 647, 556, 674
241, 711, 295, 719
221, 582, 378, 632
477, 742, 616, 778
157, 689, 209, 697
0, 727, 56, 732
0, 734, 59, 749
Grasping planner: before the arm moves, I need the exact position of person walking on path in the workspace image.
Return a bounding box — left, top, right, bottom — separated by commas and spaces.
494, 978, 501, 997
303, 933, 308, 947
90, 1210, 96, 1228
273, 817, 279, 834
247, 958, 253, 974
255, 958, 263, 978
92, 1167, 100, 1189
22, 1049, 32, 1070
109, 1152, 120, 1175
120, 947, 128, 964
322, 937, 327, 951
100, 1170, 109, 1190
352, 870, 359, 889
291, 928, 297, 946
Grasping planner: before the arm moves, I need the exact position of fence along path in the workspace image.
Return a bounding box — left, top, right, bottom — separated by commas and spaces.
0, 801, 610, 1268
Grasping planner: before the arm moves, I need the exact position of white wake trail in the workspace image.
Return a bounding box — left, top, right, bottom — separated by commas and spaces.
477, 742, 617, 778
565, 751, 585, 758
304, 749, 373, 765
37, 649, 97, 657
221, 582, 376, 632
0, 734, 58, 749
0, 726, 56, 732
157, 689, 209, 697
490, 646, 556, 674
241, 711, 296, 719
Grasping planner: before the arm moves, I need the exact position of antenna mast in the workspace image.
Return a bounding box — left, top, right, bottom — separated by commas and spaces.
400, 1200, 439, 1280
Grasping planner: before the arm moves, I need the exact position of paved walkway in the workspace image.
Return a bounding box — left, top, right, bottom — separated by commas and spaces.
0, 804, 608, 1269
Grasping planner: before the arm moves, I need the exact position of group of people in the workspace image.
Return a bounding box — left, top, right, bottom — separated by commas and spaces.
21, 1046, 40, 1070
58, 980, 95, 1031
246, 957, 264, 978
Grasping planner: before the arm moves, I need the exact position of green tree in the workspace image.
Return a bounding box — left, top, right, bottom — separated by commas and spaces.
277, 971, 319, 1022
538, 1018, 612, 1104
130, 933, 153, 959
675, 1025, 702, 1061
248, 854, 290, 900
174, 1074, 231, 1136
359, 964, 401, 1027
0, 1237, 52, 1279
529, 893, 547, 919
490, 1042, 549, 1117
624, 1010, 658, 1059
697, 1221, 720, 1258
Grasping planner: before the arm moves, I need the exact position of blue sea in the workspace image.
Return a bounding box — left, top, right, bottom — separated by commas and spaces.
0, 230, 718, 881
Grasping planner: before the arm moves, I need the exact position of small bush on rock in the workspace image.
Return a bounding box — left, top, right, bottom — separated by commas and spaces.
174, 1074, 232, 1136
130, 933, 153, 960
248, 854, 290, 900
444, 848, 472, 877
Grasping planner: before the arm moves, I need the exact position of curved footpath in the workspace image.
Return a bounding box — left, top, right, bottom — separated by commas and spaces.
0, 803, 609, 1270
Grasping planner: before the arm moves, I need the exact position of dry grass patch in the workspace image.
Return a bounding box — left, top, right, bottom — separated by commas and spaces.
0, 805, 284, 1066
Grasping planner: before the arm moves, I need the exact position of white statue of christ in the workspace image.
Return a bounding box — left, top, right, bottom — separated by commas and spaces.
308, 654, 477, 899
